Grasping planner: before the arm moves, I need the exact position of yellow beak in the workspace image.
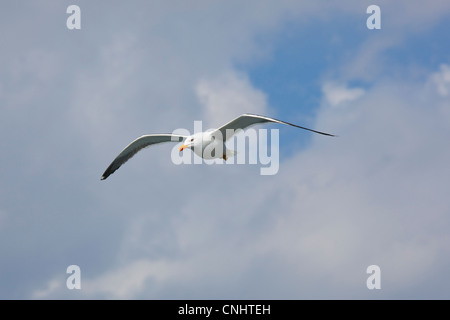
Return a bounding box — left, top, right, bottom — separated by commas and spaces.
179, 144, 188, 152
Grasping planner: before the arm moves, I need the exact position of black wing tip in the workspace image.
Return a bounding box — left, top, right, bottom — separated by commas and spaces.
318, 131, 337, 137
101, 168, 115, 180
306, 129, 337, 137
101, 165, 116, 181
241, 113, 337, 136
100, 171, 110, 180
320, 132, 337, 137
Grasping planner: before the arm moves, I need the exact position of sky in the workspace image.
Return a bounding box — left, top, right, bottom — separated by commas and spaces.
1, 0, 450, 299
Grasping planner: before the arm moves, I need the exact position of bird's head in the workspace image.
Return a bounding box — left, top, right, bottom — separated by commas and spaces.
179, 133, 203, 152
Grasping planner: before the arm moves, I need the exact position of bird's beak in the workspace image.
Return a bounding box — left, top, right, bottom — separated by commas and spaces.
179, 144, 188, 152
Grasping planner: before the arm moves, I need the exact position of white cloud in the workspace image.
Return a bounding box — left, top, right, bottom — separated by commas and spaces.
196, 71, 269, 128
31, 259, 171, 299
32, 278, 64, 299
322, 82, 365, 107
83, 259, 174, 299
430, 64, 450, 96
275, 66, 450, 295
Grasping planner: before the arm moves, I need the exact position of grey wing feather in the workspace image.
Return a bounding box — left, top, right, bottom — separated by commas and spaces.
215, 113, 335, 141
101, 134, 186, 180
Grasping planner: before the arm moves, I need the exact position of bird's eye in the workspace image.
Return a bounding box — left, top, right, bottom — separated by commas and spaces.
190, 138, 194, 142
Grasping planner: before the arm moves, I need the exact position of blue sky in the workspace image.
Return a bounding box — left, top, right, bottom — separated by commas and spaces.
1, 0, 450, 299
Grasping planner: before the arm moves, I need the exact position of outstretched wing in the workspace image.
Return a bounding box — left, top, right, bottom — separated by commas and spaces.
101, 134, 186, 180
214, 113, 335, 141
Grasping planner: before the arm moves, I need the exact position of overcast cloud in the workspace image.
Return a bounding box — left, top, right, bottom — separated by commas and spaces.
1, 0, 450, 299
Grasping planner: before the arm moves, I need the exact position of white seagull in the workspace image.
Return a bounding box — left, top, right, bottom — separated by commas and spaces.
101, 113, 335, 180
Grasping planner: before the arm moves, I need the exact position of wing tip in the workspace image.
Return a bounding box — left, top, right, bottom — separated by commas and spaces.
101, 170, 111, 180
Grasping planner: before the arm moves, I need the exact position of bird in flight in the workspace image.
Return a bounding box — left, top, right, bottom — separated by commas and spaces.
101, 113, 335, 180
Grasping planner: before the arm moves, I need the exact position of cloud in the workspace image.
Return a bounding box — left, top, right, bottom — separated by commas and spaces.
32, 278, 64, 300
290, 65, 450, 296
83, 259, 173, 299
132, 64, 450, 298
196, 71, 269, 128
430, 64, 450, 96
2, 0, 450, 300
322, 82, 365, 107
35, 62, 450, 299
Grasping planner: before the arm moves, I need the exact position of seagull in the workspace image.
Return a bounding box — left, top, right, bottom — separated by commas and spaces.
101, 113, 335, 180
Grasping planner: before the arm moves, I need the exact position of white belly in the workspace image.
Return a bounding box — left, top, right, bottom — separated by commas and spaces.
194, 139, 224, 159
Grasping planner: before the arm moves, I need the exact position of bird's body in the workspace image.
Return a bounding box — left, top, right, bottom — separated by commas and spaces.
179, 130, 236, 161
101, 113, 335, 180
